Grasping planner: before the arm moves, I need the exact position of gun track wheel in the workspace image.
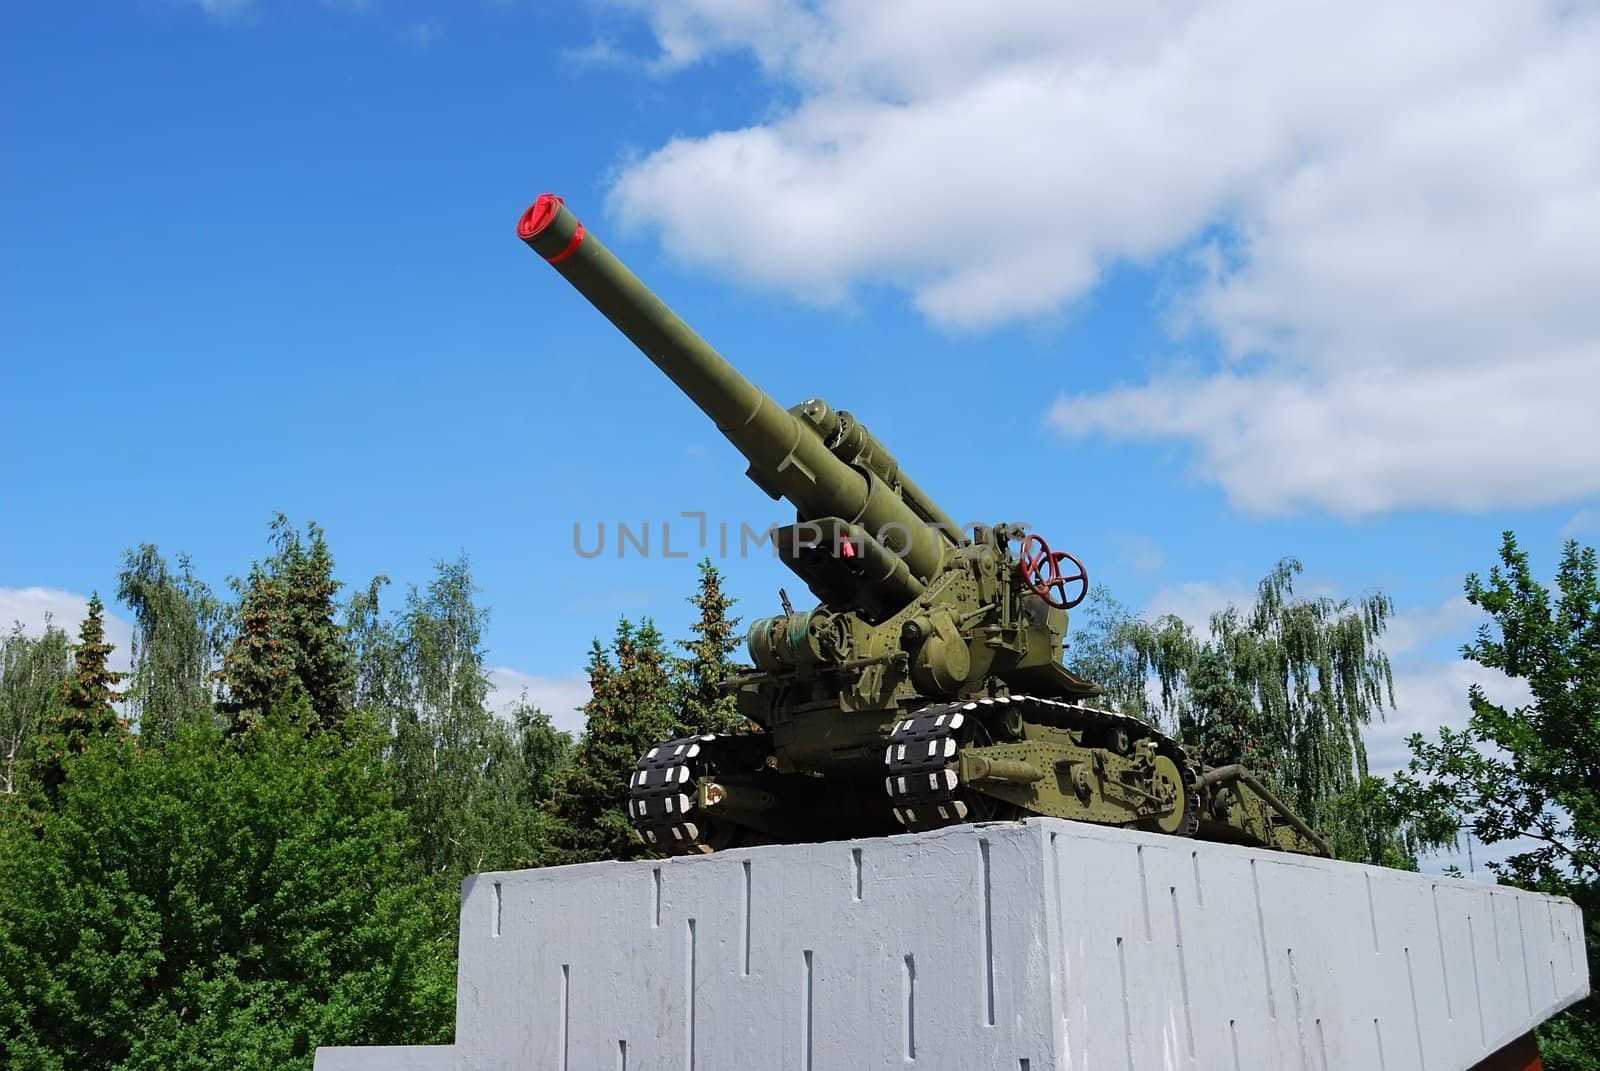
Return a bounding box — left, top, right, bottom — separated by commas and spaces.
884, 701, 1025, 833
629, 733, 771, 856
886, 695, 1200, 838
1135, 752, 1199, 836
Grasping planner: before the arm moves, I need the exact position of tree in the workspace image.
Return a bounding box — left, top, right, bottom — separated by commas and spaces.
37, 594, 127, 799
0, 707, 454, 1070
507, 698, 574, 807
551, 619, 676, 863
117, 545, 226, 742
1066, 586, 1155, 718
1388, 534, 1599, 1069
1124, 560, 1402, 861
346, 558, 566, 876
218, 517, 353, 735
673, 558, 745, 735
1, 623, 72, 798
345, 576, 402, 720
390, 557, 508, 875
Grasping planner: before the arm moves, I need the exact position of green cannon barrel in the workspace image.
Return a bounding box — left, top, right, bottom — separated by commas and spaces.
517, 195, 953, 592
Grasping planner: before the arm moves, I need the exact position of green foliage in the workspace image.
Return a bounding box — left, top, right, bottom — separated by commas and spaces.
673, 558, 745, 735
508, 699, 574, 806
350, 556, 569, 876
1122, 559, 1400, 859
1182, 646, 1275, 776
0, 709, 454, 1070
0, 621, 71, 798
1388, 534, 1600, 1069
56, 594, 125, 726
25, 521, 1514, 1065
390, 558, 497, 874
345, 575, 401, 718
117, 545, 227, 742
542, 560, 743, 864
219, 517, 354, 735
37, 594, 128, 800
1064, 587, 1149, 718
1536, 881, 1600, 1070
1393, 534, 1600, 886
1320, 774, 1421, 871
552, 620, 678, 862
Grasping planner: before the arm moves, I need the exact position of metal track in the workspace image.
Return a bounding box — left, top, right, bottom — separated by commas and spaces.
628, 732, 770, 855
628, 734, 721, 855
884, 694, 1199, 837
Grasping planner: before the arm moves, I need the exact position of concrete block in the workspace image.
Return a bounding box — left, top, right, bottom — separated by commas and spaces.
316, 818, 1588, 1070
311, 1045, 453, 1070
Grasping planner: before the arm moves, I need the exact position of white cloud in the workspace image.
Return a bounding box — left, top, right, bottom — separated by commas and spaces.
486, 666, 591, 737
1139, 569, 1343, 633
1141, 580, 1255, 633
607, 0, 1600, 516
1354, 591, 1518, 775
1382, 595, 1477, 657
1364, 656, 1529, 776
0, 587, 135, 675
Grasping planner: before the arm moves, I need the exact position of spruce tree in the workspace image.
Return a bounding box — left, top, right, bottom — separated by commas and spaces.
674, 558, 745, 735
551, 620, 676, 862
37, 594, 127, 797
218, 516, 353, 735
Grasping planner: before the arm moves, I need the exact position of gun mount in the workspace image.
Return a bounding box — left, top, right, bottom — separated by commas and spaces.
518, 194, 1330, 860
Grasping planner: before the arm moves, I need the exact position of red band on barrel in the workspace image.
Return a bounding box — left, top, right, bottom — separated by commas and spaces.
546, 222, 585, 264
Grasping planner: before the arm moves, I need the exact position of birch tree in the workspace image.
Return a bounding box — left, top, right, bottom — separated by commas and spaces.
0, 624, 71, 797
117, 546, 226, 741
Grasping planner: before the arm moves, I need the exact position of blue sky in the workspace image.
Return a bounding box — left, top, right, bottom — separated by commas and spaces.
3, 0, 1597, 868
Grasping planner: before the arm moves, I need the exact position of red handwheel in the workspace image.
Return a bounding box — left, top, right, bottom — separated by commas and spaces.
1018, 533, 1089, 610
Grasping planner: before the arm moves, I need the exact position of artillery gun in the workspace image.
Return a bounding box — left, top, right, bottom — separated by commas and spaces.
517, 194, 1331, 860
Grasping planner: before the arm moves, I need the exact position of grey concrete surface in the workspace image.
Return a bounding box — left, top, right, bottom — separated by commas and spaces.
316, 818, 1588, 1070
312, 1045, 454, 1070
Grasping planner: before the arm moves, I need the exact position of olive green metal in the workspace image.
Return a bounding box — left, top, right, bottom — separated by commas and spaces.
518, 194, 1332, 861
795, 399, 959, 538
1194, 764, 1334, 857
961, 753, 1046, 785
519, 197, 950, 598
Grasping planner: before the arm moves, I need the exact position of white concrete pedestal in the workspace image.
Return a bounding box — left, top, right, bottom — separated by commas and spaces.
316, 818, 1588, 1070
